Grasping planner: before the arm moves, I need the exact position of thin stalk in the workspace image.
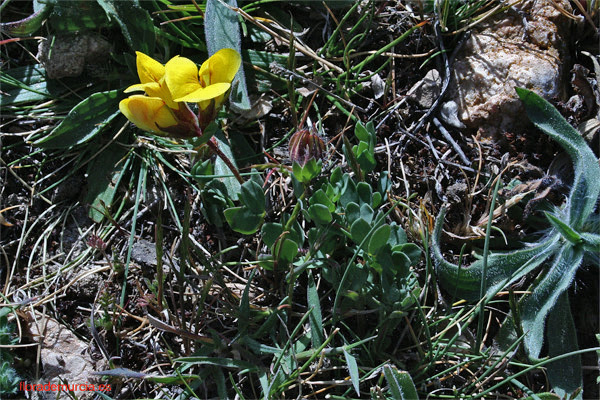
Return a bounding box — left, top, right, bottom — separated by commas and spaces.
476, 177, 502, 351
207, 138, 245, 184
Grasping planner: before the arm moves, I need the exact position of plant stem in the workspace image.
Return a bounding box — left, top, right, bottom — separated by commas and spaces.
206, 138, 245, 184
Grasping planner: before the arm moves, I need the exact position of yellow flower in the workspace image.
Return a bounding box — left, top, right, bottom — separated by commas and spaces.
120, 52, 201, 138
124, 51, 177, 109
119, 95, 178, 135
165, 48, 241, 127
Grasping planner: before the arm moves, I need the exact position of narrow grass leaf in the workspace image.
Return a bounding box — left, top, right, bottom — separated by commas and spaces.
343, 349, 360, 396
307, 271, 324, 348
176, 356, 259, 372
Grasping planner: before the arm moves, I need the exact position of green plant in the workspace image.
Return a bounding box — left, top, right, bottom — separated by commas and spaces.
432, 88, 600, 399
0, 310, 20, 395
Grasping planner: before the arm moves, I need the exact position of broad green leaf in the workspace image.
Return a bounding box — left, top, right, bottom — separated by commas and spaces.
262, 223, 284, 248
96, 0, 155, 54
520, 245, 583, 359
343, 349, 360, 396
273, 238, 298, 265
224, 207, 263, 235
368, 224, 391, 254
310, 189, 335, 212
433, 206, 561, 300
48, 0, 111, 32
356, 182, 372, 205
205, 0, 250, 111
516, 88, 600, 229
359, 203, 374, 224
34, 90, 123, 149
350, 218, 371, 246
345, 202, 360, 226
545, 293, 582, 400
390, 250, 411, 276
393, 243, 421, 265
308, 204, 332, 224
240, 180, 265, 214
354, 120, 370, 142
383, 365, 419, 400
84, 143, 131, 222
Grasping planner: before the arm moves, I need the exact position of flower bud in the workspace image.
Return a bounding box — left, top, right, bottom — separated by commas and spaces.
288, 128, 325, 167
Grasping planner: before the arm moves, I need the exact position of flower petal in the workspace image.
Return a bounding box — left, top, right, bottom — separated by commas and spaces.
173, 82, 230, 103
119, 95, 177, 134
199, 48, 241, 86
124, 82, 160, 93
136, 51, 165, 84
165, 56, 202, 101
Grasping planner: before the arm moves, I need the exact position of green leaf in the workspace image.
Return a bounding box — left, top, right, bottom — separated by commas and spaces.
433, 206, 560, 300
308, 204, 332, 225
343, 349, 360, 396
310, 189, 335, 212
96, 0, 155, 54
544, 212, 582, 245
307, 271, 324, 348
517, 88, 600, 229
213, 130, 241, 201
0, 65, 58, 106
224, 207, 263, 235
176, 356, 259, 372
382, 365, 419, 400
48, 0, 111, 32
0, 0, 53, 36
34, 90, 123, 149
520, 245, 584, 359
345, 202, 360, 226
350, 218, 371, 247
262, 223, 284, 247
240, 180, 265, 214
393, 243, 421, 265
356, 182, 372, 205
368, 224, 391, 254
354, 120, 370, 142
545, 294, 582, 400
273, 238, 298, 265
359, 203, 374, 225
205, 0, 250, 111
84, 143, 131, 222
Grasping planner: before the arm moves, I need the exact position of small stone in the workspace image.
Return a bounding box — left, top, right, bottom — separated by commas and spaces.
37, 33, 111, 79
407, 69, 441, 109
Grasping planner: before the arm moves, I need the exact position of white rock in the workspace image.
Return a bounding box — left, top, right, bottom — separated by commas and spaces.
450, 0, 573, 136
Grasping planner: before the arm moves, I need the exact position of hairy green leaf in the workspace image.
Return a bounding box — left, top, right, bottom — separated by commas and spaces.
34, 90, 123, 149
